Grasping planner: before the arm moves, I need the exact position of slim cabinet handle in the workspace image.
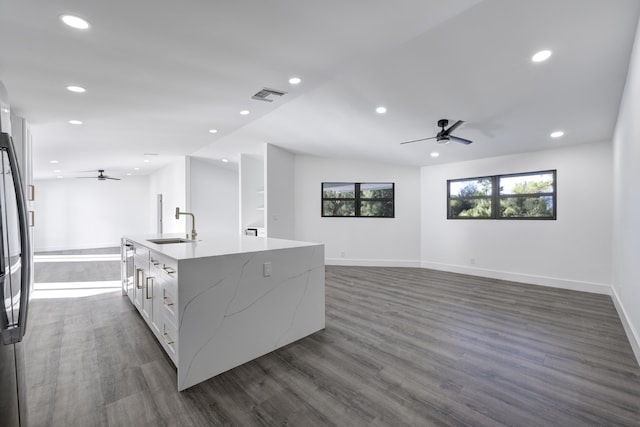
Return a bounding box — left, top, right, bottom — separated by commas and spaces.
162, 332, 174, 345
28, 185, 35, 201
162, 289, 174, 307
135, 268, 143, 289
145, 276, 154, 299
28, 211, 34, 227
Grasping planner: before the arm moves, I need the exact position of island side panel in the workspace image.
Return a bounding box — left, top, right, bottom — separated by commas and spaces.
176, 244, 325, 391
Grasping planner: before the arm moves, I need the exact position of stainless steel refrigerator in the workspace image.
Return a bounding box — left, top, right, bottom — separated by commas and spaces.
0, 82, 32, 426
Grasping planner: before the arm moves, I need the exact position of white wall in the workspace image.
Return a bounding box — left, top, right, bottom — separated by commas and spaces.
612, 16, 640, 362
421, 142, 613, 294
294, 154, 421, 267
149, 157, 187, 234
265, 144, 295, 239
33, 175, 151, 251
188, 156, 239, 233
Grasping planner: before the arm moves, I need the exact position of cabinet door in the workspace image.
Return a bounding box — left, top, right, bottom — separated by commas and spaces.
150, 274, 164, 334
141, 272, 153, 321
133, 265, 144, 311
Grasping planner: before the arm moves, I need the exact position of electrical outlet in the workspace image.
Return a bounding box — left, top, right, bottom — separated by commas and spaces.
263, 262, 272, 277
340, 251, 346, 258
470, 258, 476, 265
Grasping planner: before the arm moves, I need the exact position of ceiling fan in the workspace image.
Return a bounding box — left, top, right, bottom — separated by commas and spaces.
400, 119, 473, 145
78, 169, 121, 181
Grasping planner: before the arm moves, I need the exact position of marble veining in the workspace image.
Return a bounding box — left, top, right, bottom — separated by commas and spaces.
275, 269, 313, 348
225, 268, 314, 317
175, 244, 325, 390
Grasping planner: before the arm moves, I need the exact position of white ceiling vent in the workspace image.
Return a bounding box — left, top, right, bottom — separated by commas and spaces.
252, 87, 287, 102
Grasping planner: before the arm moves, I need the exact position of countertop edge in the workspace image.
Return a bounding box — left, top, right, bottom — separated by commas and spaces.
123, 232, 324, 260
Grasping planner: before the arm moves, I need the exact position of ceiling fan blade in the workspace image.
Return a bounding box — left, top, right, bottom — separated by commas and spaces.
449, 135, 473, 145
105, 177, 121, 180
400, 136, 437, 145
444, 120, 464, 135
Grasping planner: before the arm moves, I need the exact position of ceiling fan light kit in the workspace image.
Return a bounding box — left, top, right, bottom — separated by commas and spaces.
77, 169, 121, 181
400, 119, 473, 146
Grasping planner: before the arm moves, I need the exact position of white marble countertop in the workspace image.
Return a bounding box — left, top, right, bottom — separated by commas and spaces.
123, 232, 322, 260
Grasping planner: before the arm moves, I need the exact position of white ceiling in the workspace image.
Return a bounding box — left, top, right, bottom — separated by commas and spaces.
1, 0, 639, 180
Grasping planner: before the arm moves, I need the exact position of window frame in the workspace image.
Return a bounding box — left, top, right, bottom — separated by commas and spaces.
447, 170, 556, 220
321, 182, 395, 218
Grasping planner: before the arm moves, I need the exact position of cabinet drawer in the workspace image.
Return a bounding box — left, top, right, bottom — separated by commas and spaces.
149, 251, 178, 281
161, 283, 178, 329
134, 253, 149, 270
160, 321, 178, 365
133, 245, 150, 259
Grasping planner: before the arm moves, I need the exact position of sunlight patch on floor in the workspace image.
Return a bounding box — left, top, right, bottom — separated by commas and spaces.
34, 254, 120, 263
32, 280, 121, 299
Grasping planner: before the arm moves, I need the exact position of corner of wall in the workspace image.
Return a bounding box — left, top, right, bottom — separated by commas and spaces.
611, 287, 640, 366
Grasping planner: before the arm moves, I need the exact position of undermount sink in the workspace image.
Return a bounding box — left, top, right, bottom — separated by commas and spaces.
148, 238, 192, 245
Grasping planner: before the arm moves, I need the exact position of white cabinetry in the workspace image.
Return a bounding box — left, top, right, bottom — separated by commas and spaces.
149, 251, 179, 363
122, 241, 180, 366
132, 246, 148, 313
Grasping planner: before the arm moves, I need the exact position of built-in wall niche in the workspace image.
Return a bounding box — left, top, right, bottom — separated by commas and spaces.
238, 144, 295, 239
239, 153, 265, 235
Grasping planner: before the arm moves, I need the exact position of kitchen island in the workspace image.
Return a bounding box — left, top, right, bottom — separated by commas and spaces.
121, 232, 325, 391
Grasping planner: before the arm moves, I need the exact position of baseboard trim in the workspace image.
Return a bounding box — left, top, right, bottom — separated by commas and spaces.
420, 261, 612, 295
611, 287, 640, 367
326, 258, 422, 268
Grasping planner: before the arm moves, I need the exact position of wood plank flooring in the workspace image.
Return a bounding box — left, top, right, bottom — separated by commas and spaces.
25, 251, 640, 426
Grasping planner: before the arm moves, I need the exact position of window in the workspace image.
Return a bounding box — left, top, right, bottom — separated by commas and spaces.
498, 171, 555, 218
448, 177, 493, 219
447, 170, 556, 220
322, 182, 394, 217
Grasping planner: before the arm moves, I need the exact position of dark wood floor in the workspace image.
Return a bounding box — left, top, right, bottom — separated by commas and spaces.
25, 251, 640, 426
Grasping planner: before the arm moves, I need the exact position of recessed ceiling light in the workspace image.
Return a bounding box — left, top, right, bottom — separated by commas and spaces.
143, 159, 150, 163
208, 129, 218, 134
50, 160, 59, 164
60, 15, 90, 30
430, 152, 440, 158
66, 85, 86, 93
532, 50, 552, 63
53, 169, 61, 173
221, 158, 229, 163
134, 167, 140, 171
550, 130, 564, 138
68, 119, 83, 125
126, 173, 132, 176
289, 77, 301, 85
376, 106, 387, 114
240, 110, 250, 115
